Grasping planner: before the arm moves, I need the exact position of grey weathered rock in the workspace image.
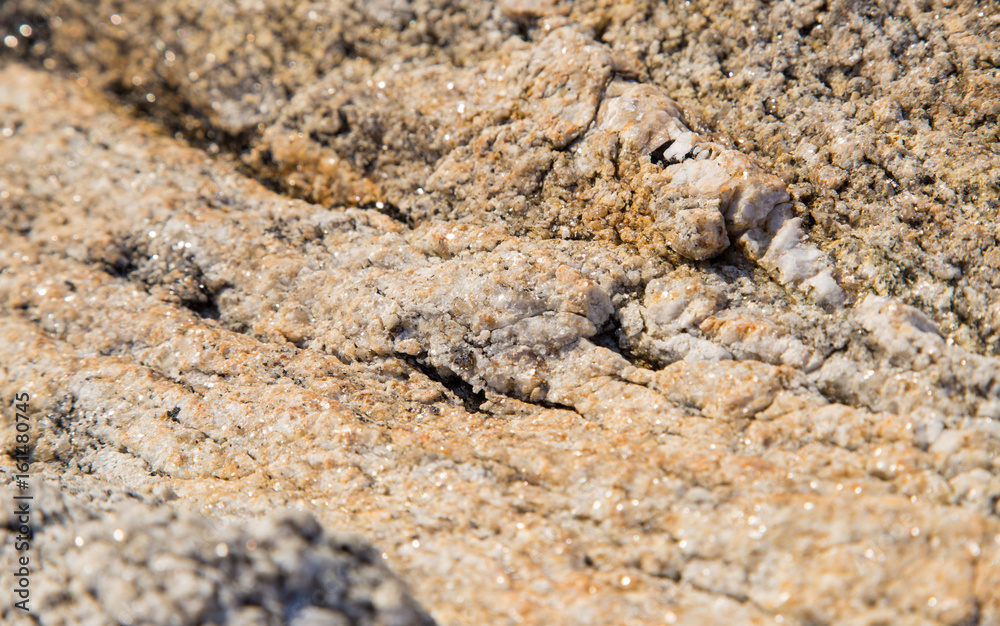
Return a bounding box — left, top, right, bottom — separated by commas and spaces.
0, 472, 434, 626
2, 0, 1000, 624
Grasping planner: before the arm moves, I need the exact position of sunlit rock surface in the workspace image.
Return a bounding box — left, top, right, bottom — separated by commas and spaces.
2, 1, 1000, 624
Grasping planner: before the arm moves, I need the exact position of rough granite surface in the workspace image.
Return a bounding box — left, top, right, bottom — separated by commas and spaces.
1, 1, 999, 624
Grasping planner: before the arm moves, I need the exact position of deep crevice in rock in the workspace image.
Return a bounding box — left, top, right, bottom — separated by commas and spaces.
649, 139, 677, 167
179, 294, 222, 321
359, 200, 413, 228
403, 356, 488, 414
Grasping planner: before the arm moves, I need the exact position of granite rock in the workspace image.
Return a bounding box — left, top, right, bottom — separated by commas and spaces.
2, 1, 1000, 625
0, 471, 434, 626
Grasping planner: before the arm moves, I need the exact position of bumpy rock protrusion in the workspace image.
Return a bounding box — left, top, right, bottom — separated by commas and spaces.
253, 28, 843, 304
